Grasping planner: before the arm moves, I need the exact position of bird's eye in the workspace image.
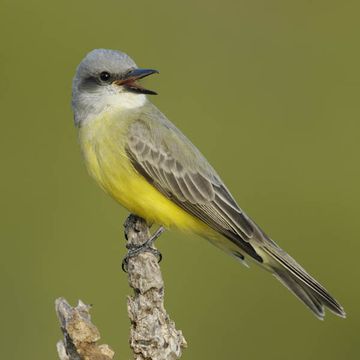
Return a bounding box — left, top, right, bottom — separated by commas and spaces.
99, 71, 111, 82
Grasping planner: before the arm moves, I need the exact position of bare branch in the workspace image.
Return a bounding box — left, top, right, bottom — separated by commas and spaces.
55, 214, 186, 360
124, 214, 187, 360
55, 298, 114, 360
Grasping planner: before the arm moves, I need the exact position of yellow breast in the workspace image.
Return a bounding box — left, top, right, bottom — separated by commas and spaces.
78, 111, 214, 236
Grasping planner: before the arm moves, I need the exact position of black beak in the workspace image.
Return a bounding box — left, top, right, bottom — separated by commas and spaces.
113, 68, 159, 95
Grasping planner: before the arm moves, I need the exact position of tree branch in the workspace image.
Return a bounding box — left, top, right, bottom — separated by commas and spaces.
55, 298, 114, 360
55, 214, 187, 360
124, 214, 187, 360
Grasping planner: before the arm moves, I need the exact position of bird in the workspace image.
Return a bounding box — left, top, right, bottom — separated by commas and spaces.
72, 48, 345, 319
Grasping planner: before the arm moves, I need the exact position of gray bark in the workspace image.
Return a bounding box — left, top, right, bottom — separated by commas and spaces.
124, 214, 187, 360
55, 214, 187, 360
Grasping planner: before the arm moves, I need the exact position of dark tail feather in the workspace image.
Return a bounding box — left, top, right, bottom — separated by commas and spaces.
273, 268, 325, 319
263, 245, 346, 319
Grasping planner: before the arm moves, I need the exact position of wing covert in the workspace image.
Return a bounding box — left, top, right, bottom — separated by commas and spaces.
126, 119, 262, 262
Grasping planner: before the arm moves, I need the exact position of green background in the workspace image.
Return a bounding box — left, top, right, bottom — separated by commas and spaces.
1, 0, 359, 359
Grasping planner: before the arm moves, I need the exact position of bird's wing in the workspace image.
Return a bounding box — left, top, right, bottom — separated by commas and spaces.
126, 113, 346, 319
126, 116, 263, 262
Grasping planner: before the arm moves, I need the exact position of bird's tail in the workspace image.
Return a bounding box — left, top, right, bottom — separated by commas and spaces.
261, 243, 346, 319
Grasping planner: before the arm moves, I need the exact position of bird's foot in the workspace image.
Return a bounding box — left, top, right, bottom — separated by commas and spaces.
122, 226, 165, 272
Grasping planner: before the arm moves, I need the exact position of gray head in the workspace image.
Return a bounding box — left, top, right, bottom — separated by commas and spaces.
72, 49, 158, 126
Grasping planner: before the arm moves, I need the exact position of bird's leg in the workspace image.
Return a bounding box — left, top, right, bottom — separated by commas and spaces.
122, 224, 165, 272
126, 225, 164, 261
141, 226, 165, 248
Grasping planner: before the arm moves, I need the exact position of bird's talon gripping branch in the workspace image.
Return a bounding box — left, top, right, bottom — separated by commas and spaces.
122, 226, 165, 272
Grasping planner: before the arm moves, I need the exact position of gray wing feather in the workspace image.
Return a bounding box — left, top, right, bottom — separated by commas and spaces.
126, 119, 263, 262
124, 113, 345, 319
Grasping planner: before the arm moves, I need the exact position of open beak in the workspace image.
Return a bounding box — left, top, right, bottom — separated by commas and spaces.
113, 68, 159, 95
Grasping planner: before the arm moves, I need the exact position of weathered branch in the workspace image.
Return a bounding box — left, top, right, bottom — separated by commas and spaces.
55, 298, 114, 360
124, 214, 187, 360
55, 214, 186, 360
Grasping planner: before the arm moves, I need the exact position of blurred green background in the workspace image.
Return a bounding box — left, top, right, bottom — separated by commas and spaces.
1, 0, 359, 359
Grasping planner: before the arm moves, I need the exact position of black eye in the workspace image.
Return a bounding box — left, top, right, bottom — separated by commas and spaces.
99, 71, 111, 82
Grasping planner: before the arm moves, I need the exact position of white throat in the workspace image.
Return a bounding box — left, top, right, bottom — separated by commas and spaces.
73, 86, 147, 126
116, 92, 147, 110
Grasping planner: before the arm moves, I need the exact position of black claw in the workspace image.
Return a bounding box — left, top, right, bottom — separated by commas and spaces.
121, 246, 162, 273
147, 247, 162, 263
157, 251, 162, 264
121, 258, 128, 272
122, 226, 165, 273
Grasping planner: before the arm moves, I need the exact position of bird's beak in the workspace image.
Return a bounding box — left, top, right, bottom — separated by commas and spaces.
113, 68, 159, 95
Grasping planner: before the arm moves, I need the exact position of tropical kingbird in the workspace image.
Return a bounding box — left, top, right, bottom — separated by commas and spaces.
72, 49, 345, 319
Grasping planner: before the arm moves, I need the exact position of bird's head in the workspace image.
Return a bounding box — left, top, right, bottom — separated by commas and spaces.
72, 49, 158, 126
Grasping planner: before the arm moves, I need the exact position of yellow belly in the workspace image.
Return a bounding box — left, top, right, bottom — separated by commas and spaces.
78, 111, 214, 237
